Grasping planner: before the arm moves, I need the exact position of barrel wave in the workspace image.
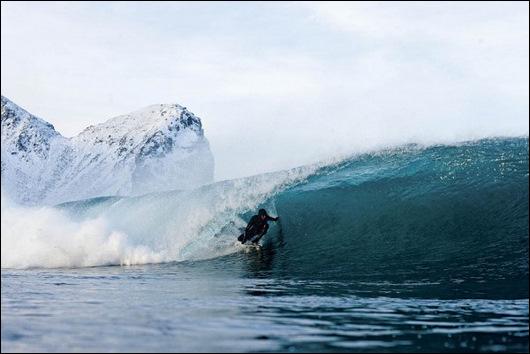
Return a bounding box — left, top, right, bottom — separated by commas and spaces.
272, 137, 528, 299
2, 137, 528, 298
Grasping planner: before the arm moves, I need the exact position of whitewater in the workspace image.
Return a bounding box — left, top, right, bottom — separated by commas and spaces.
2, 137, 529, 352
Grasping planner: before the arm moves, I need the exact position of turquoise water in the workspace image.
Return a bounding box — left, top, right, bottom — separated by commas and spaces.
1, 138, 528, 352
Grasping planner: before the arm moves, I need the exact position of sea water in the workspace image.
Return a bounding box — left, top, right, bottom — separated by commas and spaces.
2, 260, 528, 352
2, 138, 528, 352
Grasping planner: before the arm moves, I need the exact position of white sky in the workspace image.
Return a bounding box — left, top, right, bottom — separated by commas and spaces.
1, 1, 528, 180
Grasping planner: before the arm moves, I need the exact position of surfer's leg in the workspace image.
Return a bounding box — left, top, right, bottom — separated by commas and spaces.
240, 230, 255, 244
251, 230, 267, 244
252, 224, 269, 244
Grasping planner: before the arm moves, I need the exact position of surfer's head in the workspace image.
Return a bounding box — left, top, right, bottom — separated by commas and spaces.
258, 208, 267, 220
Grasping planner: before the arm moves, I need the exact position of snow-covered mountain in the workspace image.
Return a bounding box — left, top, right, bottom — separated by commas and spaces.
1, 96, 214, 205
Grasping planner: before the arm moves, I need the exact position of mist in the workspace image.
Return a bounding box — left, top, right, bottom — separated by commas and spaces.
1, 2, 528, 180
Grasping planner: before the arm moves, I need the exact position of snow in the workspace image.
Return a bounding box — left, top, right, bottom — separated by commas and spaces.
1, 96, 214, 205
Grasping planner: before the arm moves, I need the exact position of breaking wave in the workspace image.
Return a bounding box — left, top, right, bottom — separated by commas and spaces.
1, 137, 528, 297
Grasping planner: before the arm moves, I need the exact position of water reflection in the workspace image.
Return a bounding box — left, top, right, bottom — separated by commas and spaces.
236, 279, 528, 353
2, 265, 528, 353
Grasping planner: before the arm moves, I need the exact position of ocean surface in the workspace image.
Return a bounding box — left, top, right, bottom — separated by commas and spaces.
1, 137, 529, 352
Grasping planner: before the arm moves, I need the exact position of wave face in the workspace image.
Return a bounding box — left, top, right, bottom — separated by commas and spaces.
2, 138, 528, 297
272, 137, 528, 298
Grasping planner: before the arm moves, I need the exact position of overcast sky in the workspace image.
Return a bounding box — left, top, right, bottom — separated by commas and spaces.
2, 1, 528, 180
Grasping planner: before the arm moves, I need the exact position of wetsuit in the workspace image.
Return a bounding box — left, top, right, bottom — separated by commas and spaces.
239, 214, 278, 244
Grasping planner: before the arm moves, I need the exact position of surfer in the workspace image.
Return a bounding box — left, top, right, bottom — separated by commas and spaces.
238, 209, 279, 244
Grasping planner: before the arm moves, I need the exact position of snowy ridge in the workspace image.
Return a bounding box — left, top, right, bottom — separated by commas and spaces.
1, 96, 214, 205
